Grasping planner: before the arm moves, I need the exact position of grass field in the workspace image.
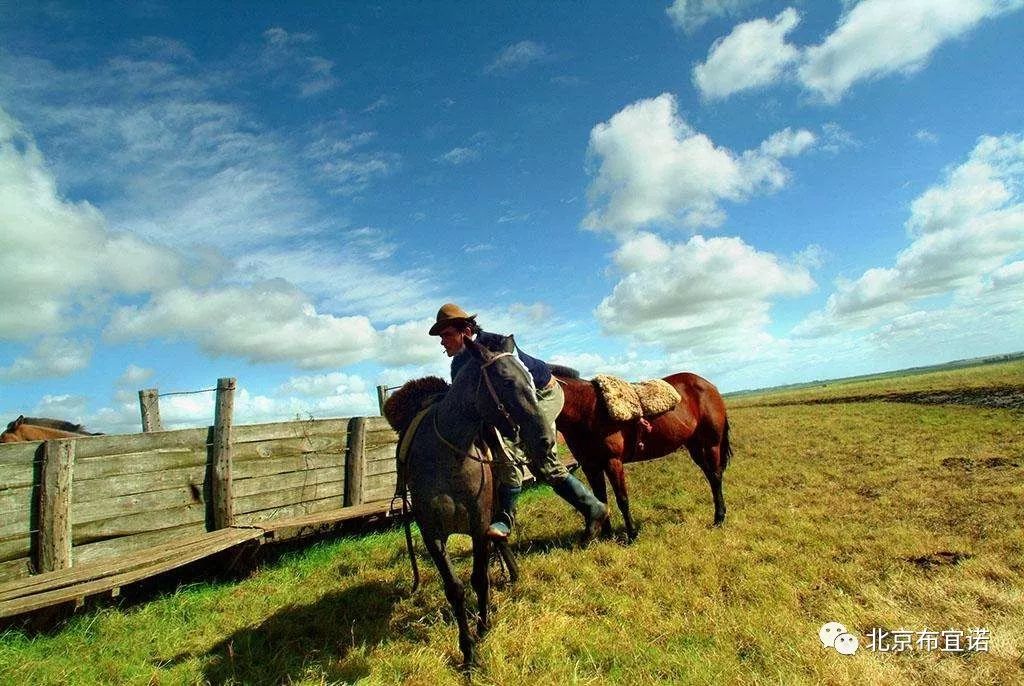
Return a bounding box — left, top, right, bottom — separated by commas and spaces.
1, 360, 1022, 685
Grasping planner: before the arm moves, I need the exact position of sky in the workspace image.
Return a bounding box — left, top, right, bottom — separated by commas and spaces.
1, 0, 1022, 433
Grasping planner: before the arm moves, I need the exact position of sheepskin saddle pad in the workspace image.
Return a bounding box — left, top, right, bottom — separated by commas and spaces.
383, 376, 450, 434
593, 374, 681, 422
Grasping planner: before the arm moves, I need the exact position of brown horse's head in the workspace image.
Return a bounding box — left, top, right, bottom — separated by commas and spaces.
1, 416, 101, 442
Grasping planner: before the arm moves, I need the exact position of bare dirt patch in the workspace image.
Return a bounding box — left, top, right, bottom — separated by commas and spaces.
907, 551, 974, 571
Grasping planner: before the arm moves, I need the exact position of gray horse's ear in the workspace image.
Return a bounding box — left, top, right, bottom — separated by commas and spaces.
500, 335, 516, 354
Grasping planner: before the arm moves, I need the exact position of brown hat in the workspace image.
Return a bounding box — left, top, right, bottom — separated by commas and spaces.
428, 303, 476, 335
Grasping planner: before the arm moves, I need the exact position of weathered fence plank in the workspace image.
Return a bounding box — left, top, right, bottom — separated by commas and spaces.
72, 503, 206, 546
211, 377, 235, 530
72, 522, 209, 567
233, 418, 349, 444
38, 439, 74, 573
72, 465, 207, 505
233, 452, 344, 481
232, 437, 346, 465
0, 557, 31, 582
234, 495, 348, 526
0, 484, 35, 518
71, 484, 205, 525
0, 442, 40, 490
73, 428, 210, 459
0, 510, 35, 540
74, 448, 205, 482
233, 466, 346, 499
234, 480, 345, 516
0, 536, 33, 564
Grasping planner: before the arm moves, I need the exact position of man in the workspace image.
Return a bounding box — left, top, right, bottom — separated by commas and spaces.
429, 303, 608, 541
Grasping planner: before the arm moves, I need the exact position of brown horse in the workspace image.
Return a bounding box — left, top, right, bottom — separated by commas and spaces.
550, 367, 731, 540
1, 416, 103, 443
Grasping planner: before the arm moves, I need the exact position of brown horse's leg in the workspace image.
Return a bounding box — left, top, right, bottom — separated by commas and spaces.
422, 535, 474, 667
604, 457, 637, 541
581, 462, 613, 539
470, 535, 491, 639
690, 439, 726, 527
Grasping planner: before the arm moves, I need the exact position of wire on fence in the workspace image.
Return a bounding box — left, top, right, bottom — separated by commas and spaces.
157, 388, 218, 398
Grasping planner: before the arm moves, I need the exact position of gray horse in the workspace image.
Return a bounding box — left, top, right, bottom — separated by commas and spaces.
402, 335, 555, 668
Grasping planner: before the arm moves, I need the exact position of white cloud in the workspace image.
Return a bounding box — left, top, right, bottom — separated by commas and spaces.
237, 245, 437, 324
693, 8, 801, 100
794, 133, 1024, 337
596, 232, 816, 354
0, 107, 186, 339
583, 93, 815, 234
117, 364, 155, 387
277, 371, 367, 397
798, 0, 1023, 103
666, 0, 756, 33
377, 319, 443, 366
0, 338, 92, 381
440, 146, 480, 165
33, 394, 91, 422
693, 1, 1024, 104
305, 130, 399, 196
486, 40, 551, 73
105, 282, 380, 368
759, 126, 817, 158
261, 27, 339, 97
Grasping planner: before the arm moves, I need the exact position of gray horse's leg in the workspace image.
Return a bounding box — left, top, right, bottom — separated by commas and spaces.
422, 534, 474, 667
470, 535, 491, 639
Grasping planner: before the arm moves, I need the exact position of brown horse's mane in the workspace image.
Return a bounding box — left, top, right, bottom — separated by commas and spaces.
549, 364, 581, 380
10, 416, 102, 435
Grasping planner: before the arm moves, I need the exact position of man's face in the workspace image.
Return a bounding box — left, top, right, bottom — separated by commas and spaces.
438, 325, 472, 357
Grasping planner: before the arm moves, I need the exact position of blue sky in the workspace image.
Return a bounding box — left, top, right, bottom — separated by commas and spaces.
1, 0, 1022, 433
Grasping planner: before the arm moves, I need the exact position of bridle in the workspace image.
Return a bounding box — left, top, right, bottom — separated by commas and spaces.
433, 350, 521, 463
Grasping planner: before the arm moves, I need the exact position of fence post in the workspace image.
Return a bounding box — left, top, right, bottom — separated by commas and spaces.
139, 388, 162, 432
376, 385, 388, 415
211, 377, 236, 529
38, 438, 75, 573
344, 416, 366, 506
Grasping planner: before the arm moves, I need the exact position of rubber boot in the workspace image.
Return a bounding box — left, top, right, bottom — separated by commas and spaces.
551, 475, 609, 542
487, 484, 521, 540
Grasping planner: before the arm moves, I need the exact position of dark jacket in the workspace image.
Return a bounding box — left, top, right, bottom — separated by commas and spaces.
450, 330, 552, 390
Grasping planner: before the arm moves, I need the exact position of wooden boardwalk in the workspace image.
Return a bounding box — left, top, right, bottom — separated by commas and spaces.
0, 500, 394, 621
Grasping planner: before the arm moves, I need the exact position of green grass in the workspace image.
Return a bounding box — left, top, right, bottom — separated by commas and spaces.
2, 361, 1023, 685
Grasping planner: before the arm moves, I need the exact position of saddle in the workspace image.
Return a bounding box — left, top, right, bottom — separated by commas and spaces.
592, 374, 681, 455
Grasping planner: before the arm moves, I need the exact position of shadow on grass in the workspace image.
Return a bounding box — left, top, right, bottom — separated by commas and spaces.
166, 579, 404, 685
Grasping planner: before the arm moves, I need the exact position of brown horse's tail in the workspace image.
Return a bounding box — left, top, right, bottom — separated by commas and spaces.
720, 418, 732, 471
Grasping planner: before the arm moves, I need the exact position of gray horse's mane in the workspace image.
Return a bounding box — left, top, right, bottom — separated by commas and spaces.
17, 417, 102, 435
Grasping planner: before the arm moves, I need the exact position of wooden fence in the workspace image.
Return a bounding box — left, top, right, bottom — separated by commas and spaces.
0, 411, 398, 584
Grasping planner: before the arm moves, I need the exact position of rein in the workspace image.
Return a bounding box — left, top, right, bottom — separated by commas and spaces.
433, 350, 516, 463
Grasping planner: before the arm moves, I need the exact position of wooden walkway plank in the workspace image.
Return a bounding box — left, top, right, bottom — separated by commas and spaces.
255, 501, 392, 542
0, 528, 265, 618
0, 528, 259, 602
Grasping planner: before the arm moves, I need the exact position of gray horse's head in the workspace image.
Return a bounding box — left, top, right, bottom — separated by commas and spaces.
461, 335, 556, 465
